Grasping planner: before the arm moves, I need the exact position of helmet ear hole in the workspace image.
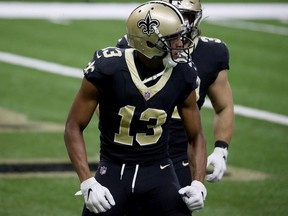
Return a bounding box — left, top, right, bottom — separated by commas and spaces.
146, 41, 155, 48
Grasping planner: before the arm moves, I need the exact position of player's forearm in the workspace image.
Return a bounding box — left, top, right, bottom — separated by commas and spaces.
67, 148, 92, 182
188, 135, 207, 182
64, 127, 92, 182
213, 105, 234, 144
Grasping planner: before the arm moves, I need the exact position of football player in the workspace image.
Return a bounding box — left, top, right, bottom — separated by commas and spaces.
64, 1, 207, 216
116, 0, 235, 187
168, 0, 234, 186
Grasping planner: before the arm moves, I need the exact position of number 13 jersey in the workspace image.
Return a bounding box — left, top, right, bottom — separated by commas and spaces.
84, 47, 198, 164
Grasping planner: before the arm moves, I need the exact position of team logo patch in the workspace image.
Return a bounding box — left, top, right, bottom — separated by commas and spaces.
83, 61, 95, 74
144, 91, 151, 100
137, 11, 160, 36
99, 166, 107, 175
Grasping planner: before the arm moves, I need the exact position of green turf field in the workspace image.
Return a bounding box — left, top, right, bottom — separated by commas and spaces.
0, 1, 288, 215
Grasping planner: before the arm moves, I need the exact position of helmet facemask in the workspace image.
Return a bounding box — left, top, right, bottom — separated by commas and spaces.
151, 24, 194, 65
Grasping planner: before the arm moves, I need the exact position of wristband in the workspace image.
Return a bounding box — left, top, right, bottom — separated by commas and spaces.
215, 140, 229, 150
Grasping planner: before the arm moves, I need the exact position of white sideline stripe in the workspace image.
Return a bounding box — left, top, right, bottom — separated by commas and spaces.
1, 51, 287, 126
0, 2, 138, 20
0, 3, 287, 20
1, 3, 287, 36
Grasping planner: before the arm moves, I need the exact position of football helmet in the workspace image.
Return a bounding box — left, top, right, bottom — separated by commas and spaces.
126, 1, 193, 63
169, 0, 203, 40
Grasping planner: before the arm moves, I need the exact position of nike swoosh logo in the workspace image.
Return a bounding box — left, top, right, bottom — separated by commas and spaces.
160, 164, 170, 170
87, 188, 93, 201
182, 161, 189, 167
96, 51, 102, 59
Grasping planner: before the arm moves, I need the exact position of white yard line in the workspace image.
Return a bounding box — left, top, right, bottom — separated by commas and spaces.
1, 51, 287, 126
203, 100, 288, 126
0, 51, 82, 78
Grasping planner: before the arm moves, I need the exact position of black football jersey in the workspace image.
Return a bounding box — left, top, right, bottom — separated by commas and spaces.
193, 36, 230, 108
83, 47, 197, 164
168, 36, 230, 160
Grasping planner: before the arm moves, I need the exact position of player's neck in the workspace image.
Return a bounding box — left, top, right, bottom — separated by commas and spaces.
136, 52, 164, 70
134, 51, 165, 86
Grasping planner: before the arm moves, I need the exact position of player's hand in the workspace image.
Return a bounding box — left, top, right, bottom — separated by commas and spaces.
75, 177, 115, 213
206, 147, 228, 182
178, 180, 207, 212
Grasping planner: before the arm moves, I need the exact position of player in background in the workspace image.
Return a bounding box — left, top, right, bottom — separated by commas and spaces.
169, 0, 234, 186
64, 1, 207, 215
117, 0, 235, 187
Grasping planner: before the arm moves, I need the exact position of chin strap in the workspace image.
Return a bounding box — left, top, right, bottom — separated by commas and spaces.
162, 54, 178, 68
142, 70, 165, 84
141, 54, 176, 85
142, 55, 175, 85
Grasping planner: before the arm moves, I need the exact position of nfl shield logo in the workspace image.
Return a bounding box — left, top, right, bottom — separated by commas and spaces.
99, 166, 107, 175
144, 91, 151, 100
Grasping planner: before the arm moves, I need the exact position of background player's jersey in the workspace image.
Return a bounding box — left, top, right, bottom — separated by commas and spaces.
169, 36, 230, 161
84, 47, 197, 164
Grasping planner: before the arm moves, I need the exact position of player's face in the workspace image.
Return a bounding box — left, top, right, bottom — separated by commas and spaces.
168, 36, 184, 60
183, 14, 190, 25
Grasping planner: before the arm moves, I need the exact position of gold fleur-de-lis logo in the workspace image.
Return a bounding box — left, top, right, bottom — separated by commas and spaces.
137, 11, 160, 36
83, 61, 95, 74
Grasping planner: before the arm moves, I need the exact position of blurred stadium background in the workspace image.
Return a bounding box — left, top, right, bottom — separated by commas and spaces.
0, 0, 287, 215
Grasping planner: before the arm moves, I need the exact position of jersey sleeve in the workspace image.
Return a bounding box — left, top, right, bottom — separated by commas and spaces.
115, 35, 130, 48
83, 50, 105, 91
176, 63, 198, 105
217, 41, 230, 71
83, 47, 124, 92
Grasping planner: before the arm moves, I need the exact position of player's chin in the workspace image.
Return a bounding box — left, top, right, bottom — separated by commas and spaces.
170, 54, 180, 63
171, 52, 179, 59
